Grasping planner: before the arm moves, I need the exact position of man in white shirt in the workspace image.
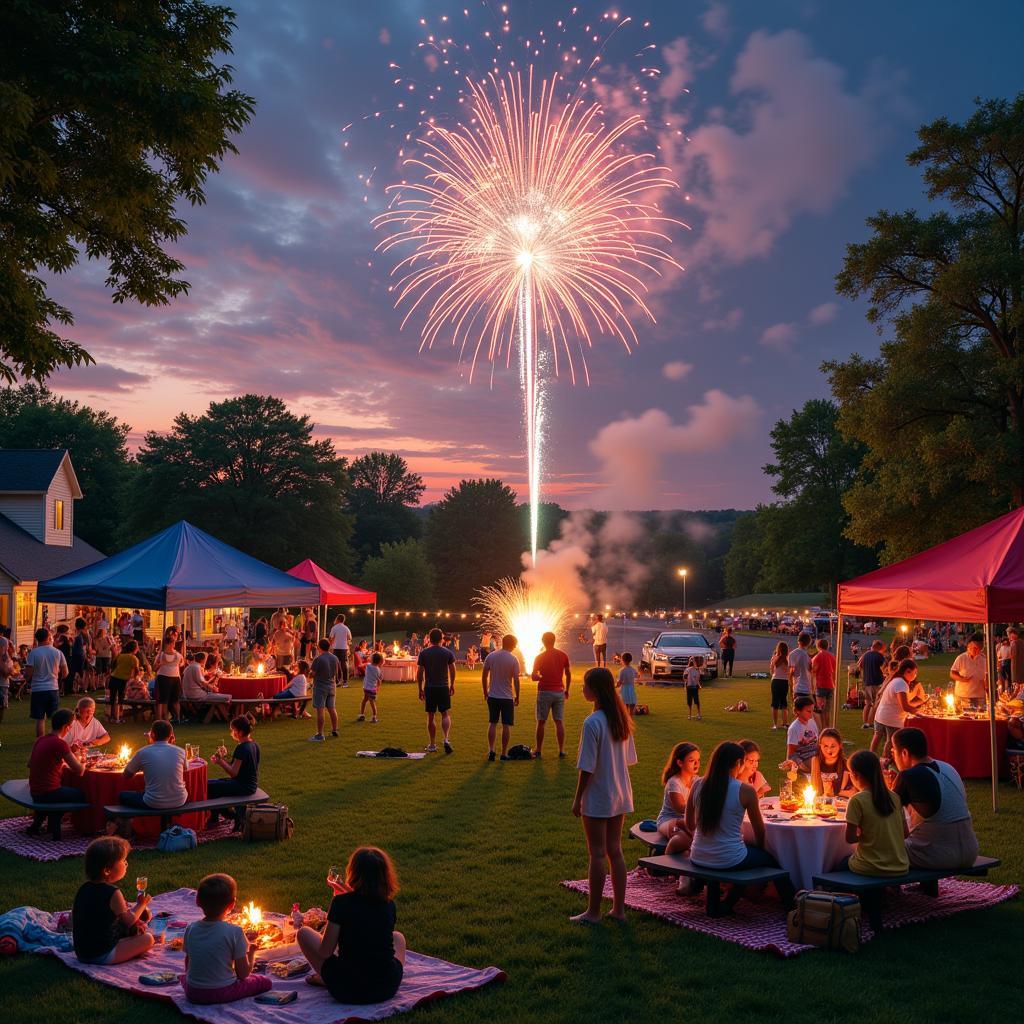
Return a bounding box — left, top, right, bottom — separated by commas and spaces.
950, 633, 988, 708
181, 653, 231, 720
788, 632, 814, 697
591, 614, 608, 667
24, 628, 69, 737
482, 634, 521, 761
120, 720, 188, 809
66, 697, 110, 750
329, 614, 353, 688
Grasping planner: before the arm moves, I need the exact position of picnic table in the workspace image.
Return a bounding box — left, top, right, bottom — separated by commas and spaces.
64, 758, 208, 837
744, 797, 854, 891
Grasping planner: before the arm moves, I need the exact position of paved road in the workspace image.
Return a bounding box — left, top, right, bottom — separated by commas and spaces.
561, 618, 850, 671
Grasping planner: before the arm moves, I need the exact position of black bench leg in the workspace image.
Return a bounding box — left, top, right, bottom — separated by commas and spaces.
160, 814, 171, 832
705, 880, 722, 917
864, 891, 884, 932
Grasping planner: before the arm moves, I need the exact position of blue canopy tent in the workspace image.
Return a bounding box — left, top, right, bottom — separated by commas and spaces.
37, 521, 321, 610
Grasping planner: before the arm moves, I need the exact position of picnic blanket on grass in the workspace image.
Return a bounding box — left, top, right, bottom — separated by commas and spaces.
0, 815, 239, 862
26, 888, 505, 1023
562, 869, 1018, 958
355, 751, 427, 760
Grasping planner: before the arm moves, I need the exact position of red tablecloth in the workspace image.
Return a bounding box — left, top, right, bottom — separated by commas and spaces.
907, 714, 1010, 779
66, 760, 208, 836
217, 674, 288, 700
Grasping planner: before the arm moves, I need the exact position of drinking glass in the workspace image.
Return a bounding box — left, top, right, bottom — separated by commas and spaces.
327, 865, 342, 887
185, 743, 194, 761
192, 744, 200, 760
136, 876, 148, 899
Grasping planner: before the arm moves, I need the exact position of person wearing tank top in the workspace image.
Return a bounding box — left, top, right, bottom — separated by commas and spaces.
891, 727, 980, 870
685, 741, 793, 910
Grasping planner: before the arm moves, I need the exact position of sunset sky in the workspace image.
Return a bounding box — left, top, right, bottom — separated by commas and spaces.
45, 1, 1024, 510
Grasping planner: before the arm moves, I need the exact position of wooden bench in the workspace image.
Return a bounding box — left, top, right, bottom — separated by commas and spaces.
640, 853, 793, 917
812, 855, 1002, 931
629, 822, 667, 860
1, 778, 87, 839
96, 696, 156, 722
103, 787, 271, 836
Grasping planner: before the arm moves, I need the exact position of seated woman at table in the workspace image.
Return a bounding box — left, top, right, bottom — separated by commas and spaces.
272, 661, 311, 718
182, 653, 231, 721
27, 708, 88, 838
891, 727, 979, 870
658, 741, 700, 850
685, 741, 792, 906
72, 837, 154, 965
207, 716, 260, 829
352, 642, 370, 679
737, 739, 771, 798
842, 749, 909, 877
67, 697, 110, 751
119, 720, 188, 811
811, 728, 853, 797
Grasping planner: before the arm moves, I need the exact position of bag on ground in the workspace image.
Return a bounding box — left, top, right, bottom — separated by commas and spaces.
157, 825, 197, 853
506, 744, 533, 760
243, 803, 294, 842
786, 890, 861, 952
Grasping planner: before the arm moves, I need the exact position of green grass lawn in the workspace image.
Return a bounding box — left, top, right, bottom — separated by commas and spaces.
0, 657, 1019, 1024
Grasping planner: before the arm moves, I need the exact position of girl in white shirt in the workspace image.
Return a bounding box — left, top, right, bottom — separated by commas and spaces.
571, 667, 637, 924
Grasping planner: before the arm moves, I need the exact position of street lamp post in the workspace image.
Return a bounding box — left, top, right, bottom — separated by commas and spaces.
677, 568, 688, 616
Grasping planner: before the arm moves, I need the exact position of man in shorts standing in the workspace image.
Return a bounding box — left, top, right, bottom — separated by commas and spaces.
788, 632, 814, 704
857, 639, 888, 729
482, 634, 520, 761
25, 628, 68, 738
811, 637, 836, 730
417, 628, 456, 753
309, 638, 340, 742
591, 614, 608, 668
532, 631, 571, 758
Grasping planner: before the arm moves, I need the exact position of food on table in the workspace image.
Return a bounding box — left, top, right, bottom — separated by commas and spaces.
168, 937, 185, 951
301, 907, 328, 930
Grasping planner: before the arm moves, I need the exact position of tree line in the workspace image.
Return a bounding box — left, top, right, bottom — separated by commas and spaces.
726, 96, 1024, 601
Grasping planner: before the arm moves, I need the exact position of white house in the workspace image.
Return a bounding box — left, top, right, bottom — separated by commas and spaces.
0, 449, 105, 645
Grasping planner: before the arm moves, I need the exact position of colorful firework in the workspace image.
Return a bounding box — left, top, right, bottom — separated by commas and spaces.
374, 65, 681, 560
474, 576, 572, 665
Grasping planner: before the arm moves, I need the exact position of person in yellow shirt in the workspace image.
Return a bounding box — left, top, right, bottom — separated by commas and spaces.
843, 749, 909, 876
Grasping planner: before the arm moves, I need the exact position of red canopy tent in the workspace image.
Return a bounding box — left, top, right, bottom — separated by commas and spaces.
836, 506, 1024, 810
287, 560, 377, 644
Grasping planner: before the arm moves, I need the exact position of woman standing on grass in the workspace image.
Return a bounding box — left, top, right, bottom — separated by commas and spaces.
571, 667, 636, 924
769, 641, 790, 730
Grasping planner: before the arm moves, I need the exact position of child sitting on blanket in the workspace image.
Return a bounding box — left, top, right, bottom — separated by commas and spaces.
181, 874, 272, 1005
358, 652, 384, 723
297, 847, 406, 1005
738, 739, 771, 798
72, 837, 154, 965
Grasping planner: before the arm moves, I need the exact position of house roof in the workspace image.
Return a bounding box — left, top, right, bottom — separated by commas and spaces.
0, 513, 105, 584
0, 449, 83, 497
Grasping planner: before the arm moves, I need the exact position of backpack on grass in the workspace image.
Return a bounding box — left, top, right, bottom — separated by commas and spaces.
243, 803, 294, 842
786, 890, 861, 952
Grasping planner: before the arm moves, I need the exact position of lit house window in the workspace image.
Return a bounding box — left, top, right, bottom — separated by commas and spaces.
16, 591, 35, 628
54, 499, 64, 530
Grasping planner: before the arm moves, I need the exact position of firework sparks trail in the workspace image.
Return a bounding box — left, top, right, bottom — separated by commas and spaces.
374, 67, 682, 565
475, 577, 571, 665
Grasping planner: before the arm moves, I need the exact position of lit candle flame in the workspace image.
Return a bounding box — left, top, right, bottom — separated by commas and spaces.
243, 900, 262, 927
802, 785, 816, 812
117, 744, 133, 764
256, 662, 265, 677
944, 693, 956, 713
392, 641, 401, 656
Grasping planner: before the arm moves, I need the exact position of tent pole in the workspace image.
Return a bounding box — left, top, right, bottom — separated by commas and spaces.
983, 621, 1000, 813
372, 602, 377, 648
833, 614, 844, 729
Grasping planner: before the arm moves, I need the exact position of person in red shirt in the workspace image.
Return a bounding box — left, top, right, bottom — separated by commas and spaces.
531, 631, 571, 758
811, 637, 837, 731
28, 707, 87, 838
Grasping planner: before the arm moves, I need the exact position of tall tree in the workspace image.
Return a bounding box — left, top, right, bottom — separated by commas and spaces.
722, 512, 765, 598
0, 1, 254, 382
0, 383, 132, 550
347, 452, 425, 563
424, 479, 523, 607
360, 539, 437, 610
127, 395, 353, 572
831, 94, 1024, 559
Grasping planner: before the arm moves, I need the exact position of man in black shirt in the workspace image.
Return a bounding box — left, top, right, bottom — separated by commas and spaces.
856, 639, 887, 729
416, 628, 456, 754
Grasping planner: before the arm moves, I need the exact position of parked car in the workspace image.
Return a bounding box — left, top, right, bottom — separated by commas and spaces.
640, 631, 718, 681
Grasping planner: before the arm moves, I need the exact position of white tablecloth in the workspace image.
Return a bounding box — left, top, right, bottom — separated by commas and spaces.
746, 798, 854, 891
381, 659, 418, 682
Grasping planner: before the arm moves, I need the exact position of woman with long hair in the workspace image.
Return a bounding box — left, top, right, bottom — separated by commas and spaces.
570, 667, 636, 924
811, 728, 853, 796
657, 742, 700, 841
844, 749, 909, 876
769, 641, 790, 730
685, 740, 789, 909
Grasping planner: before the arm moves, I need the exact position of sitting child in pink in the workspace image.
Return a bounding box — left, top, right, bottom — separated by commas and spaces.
181, 873, 272, 1004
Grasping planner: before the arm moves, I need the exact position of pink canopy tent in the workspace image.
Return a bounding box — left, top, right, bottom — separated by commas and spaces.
836, 506, 1024, 810
287, 559, 377, 644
